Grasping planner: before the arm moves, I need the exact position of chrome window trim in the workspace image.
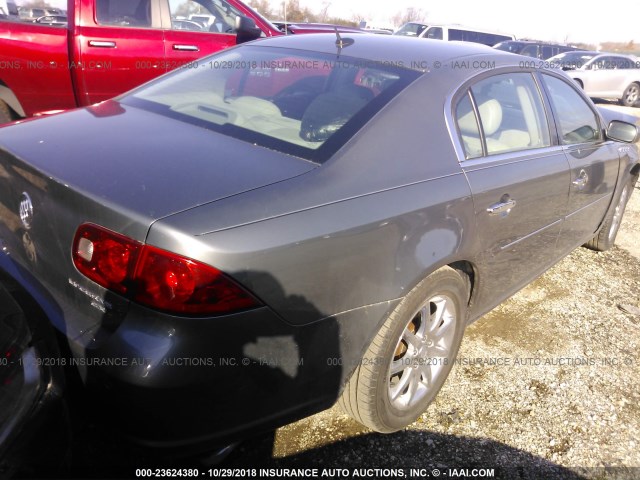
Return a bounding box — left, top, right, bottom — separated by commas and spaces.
445, 67, 557, 165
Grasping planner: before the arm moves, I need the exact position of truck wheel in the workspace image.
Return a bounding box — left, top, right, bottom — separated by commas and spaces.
0, 100, 16, 124
339, 266, 468, 433
584, 177, 635, 251
620, 83, 640, 107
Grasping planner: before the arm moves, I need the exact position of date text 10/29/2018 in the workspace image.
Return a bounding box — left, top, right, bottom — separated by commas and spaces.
135, 467, 496, 478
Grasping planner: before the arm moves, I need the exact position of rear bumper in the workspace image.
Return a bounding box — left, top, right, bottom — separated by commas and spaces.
76, 302, 343, 452
0, 255, 392, 456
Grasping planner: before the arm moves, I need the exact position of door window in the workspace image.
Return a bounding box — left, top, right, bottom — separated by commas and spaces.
541, 74, 600, 144
169, 0, 241, 33
96, 0, 152, 27
455, 73, 551, 158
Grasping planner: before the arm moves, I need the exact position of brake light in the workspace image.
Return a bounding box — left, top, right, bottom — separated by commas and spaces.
73, 225, 141, 295
72, 224, 261, 315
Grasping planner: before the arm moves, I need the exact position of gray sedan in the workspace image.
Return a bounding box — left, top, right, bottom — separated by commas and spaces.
0, 33, 638, 458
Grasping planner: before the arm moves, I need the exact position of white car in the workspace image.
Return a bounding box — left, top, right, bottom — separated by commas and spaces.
555, 52, 640, 107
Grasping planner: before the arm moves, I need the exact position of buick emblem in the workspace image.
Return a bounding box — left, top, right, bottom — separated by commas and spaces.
19, 192, 34, 230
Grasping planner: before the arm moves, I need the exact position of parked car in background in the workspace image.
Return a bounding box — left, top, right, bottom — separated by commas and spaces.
0, 0, 281, 124
493, 40, 581, 59
0, 34, 638, 470
546, 50, 599, 70
0, 0, 381, 125
17, 6, 64, 21
552, 52, 640, 106
394, 22, 514, 46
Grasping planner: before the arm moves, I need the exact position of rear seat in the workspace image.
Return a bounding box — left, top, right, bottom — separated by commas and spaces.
458, 99, 531, 156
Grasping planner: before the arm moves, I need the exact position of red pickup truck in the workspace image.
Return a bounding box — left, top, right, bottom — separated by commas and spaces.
0, 0, 285, 123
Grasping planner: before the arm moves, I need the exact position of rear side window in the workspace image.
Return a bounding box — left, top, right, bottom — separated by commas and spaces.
476, 33, 504, 46
449, 29, 463, 41
455, 93, 483, 159
540, 74, 600, 144
455, 73, 551, 158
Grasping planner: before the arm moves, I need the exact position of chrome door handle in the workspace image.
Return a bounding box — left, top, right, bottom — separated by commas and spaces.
88, 40, 116, 48
173, 44, 199, 51
572, 170, 589, 190
487, 198, 517, 216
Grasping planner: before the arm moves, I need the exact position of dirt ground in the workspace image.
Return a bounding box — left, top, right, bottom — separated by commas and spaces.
226, 109, 640, 479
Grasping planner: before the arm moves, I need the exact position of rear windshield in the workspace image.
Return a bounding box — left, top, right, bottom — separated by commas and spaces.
123, 46, 419, 163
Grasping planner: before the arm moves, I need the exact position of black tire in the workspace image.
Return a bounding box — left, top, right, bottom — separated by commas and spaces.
584, 177, 635, 251
619, 82, 640, 107
339, 266, 468, 433
0, 99, 16, 124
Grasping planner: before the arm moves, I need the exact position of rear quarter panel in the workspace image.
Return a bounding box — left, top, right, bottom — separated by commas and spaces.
146, 73, 479, 326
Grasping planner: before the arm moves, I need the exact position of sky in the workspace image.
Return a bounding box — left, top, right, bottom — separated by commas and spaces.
38, 0, 636, 46
266, 0, 637, 46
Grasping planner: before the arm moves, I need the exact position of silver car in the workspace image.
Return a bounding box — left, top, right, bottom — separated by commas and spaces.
0, 34, 638, 460
557, 52, 640, 106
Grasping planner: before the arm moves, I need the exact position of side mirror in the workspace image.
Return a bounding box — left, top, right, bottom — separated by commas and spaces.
607, 120, 639, 143
235, 15, 262, 44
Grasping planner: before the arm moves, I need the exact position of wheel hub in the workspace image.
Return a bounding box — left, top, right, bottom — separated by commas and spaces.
387, 294, 457, 410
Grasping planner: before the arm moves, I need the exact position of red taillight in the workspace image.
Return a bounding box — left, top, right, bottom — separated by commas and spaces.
72, 224, 141, 295
72, 224, 261, 315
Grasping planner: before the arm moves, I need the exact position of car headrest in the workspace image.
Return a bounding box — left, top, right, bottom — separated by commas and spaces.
300, 87, 371, 142
458, 99, 502, 136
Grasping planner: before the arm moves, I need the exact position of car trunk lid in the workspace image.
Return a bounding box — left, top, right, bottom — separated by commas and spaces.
0, 103, 315, 341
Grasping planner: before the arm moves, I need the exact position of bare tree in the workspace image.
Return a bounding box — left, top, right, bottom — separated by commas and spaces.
248, 0, 275, 18
351, 12, 367, 26
319, 1, 330, 22
21, 0, 50, 7
391, 7, 427, 27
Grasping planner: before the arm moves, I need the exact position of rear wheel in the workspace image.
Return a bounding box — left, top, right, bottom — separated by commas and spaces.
620, 82, 640, 107
339, 266, 468, 432
585, 177, 635, 251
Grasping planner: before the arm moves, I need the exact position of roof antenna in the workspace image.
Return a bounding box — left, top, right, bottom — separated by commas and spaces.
334, 27, 354, 50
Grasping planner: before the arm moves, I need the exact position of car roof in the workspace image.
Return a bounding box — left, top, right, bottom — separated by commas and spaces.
250, 33, 516, 71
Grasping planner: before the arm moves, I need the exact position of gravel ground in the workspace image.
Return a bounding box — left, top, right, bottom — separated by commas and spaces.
224, 137, 640, 478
